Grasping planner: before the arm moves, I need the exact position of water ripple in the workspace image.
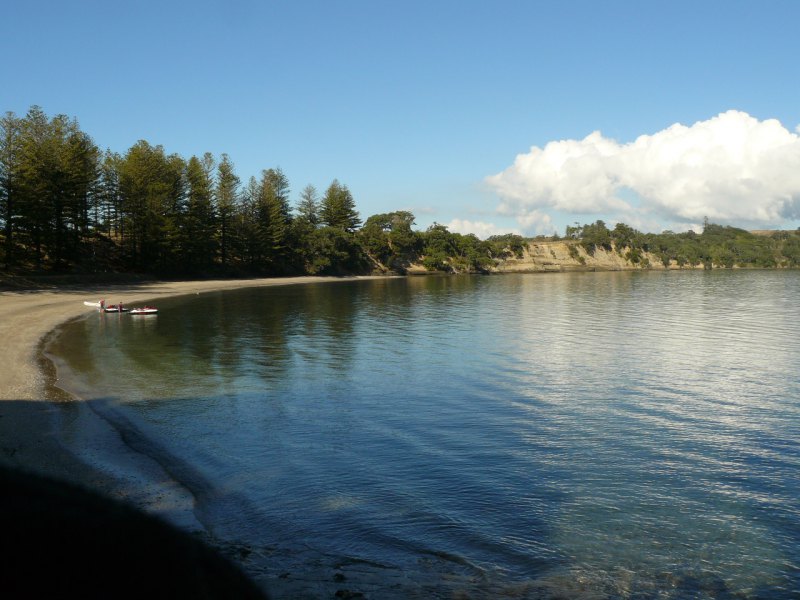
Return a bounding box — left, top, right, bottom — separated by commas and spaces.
51, 271, 800, 598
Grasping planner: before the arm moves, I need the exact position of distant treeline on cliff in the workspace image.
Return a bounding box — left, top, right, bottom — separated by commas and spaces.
2, 106, 800, 279
561, 219, 800, 269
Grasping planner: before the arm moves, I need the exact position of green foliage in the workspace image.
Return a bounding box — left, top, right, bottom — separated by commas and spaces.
256, 168, 292, 271
320, 179, 360, 231
5, 105, 800, 278
418, 224, 500, 272
296, 184, 319, 227
780, 234, 800, 266
302, 227, 366, 275
567, 243, 586, 265
359, 211, 421, 272
360, 213, 393, 263
234, 177, 263, 270
117, 140, 185, 272
612, 222, 638, 252
485, 234, 526, 259
215, 153, 240, 268
182, 154, 217, 273
0, 112, 22, 268
456, 234, 495, 271
579, 220, 612, 255
569, 218, 789, 269
6, 106, 101, 269
420, 223, 456, 271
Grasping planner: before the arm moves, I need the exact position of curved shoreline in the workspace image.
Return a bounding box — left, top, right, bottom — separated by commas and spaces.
5, 274, 483, 598
0, 275, 384, 401
0, 273, 572, 598
0, 275, 386, 494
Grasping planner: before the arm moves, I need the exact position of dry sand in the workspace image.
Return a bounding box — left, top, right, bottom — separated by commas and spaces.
0, 275, 375, 401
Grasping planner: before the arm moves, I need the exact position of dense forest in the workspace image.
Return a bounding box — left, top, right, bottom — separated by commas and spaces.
2, 106, 800, 279
0, 106, 523, 278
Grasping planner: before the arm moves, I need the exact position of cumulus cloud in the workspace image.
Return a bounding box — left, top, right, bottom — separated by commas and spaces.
487, 111, 800, 228
513, 209, 555, 234
446, 219, 522, 239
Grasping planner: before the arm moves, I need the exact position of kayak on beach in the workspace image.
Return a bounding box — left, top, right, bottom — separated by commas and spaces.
103, 304, 129, 313
84, 300, 158, 314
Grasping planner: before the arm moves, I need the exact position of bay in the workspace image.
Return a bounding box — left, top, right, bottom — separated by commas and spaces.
48, 271, 800, 598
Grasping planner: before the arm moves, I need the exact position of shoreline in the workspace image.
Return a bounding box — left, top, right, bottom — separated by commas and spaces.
0, 275, 398, 595
0, 275, 388, 400
0, 275, 387, 500
0, 272, 531, 598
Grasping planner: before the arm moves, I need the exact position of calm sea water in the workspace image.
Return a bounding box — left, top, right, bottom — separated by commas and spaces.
49, 272, 800, 598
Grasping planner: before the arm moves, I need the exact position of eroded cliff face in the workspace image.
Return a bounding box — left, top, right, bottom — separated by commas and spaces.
494, 240, 699, 272
404, 240, 706, 275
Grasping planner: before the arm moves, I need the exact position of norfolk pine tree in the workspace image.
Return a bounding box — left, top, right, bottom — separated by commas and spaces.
183, 153, 218, 272
296, 184, 320, 226
0, 112, 21, 268
320, 179, 360, 231
256, 167, 292, 271
215, 153, 240, 269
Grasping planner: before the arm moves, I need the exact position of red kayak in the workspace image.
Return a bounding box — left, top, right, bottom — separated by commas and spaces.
103, 305, 129, 313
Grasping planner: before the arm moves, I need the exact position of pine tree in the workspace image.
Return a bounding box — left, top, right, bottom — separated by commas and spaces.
0, 112, 22, 268
9, 108, 99, 268
183, 153, 217, 272
296, 184, 319, 226
62, 126, 100, 264
215, 153, 240, 269
118, 141, 185, 271
16, 106, 58, 267
320, 179, 360, 231
97, 151, 122, 239
256, 167, 292, 270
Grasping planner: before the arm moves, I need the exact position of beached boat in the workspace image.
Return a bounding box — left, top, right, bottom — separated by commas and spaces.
83, 300, 103, 308
103, 305, 129, 313
130, 306, 158, 315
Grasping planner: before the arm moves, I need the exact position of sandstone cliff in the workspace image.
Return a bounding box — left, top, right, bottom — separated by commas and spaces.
494, 240, 700, 273
404, 239, 707, 275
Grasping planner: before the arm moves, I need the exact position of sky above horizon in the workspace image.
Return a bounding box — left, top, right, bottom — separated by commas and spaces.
3, 0, 800, 238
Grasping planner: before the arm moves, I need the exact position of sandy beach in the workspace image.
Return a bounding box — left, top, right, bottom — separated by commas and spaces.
0, 276, 377, 499
0, 276, 375, 400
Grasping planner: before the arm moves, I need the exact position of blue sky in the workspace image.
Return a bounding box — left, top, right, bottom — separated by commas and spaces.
3, 0, 800, 237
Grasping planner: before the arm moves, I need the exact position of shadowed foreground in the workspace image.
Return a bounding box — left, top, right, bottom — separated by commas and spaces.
0, 465, 269, 599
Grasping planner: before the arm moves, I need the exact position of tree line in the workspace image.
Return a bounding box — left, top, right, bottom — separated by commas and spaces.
5, 106, 798, 279
563, 218, 800, 268
0, 106, 524, 278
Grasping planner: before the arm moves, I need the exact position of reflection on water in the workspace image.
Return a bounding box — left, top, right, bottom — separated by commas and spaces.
50, 272, 800, 598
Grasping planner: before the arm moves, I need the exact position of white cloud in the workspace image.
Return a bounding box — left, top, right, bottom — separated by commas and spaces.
487, 111, 800, 228
409, 205, 437, 216
514, 209, 555, 235
446, 219, 522, 239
